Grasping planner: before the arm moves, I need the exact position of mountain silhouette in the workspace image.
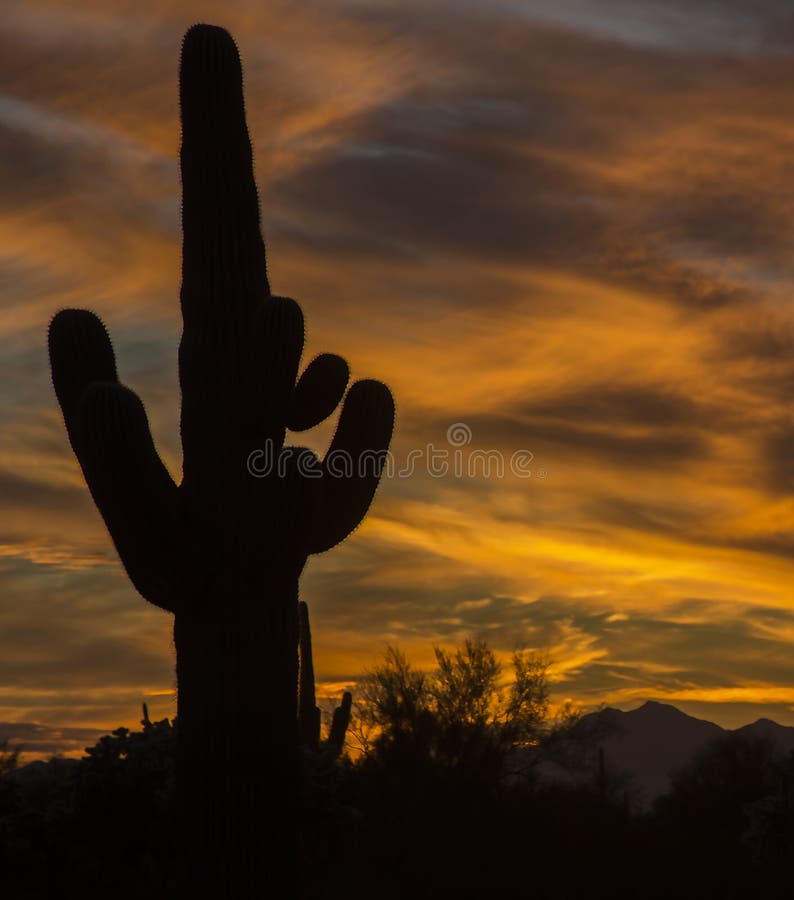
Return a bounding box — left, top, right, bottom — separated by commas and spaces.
585, 700, 794, 806
734, 716, 794, 752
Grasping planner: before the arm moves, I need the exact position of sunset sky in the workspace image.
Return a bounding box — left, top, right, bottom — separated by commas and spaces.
4, 0, 794, 755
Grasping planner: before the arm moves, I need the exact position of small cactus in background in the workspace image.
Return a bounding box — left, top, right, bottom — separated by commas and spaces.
327, 691, 353, 757
297, 602, 356, 892
298, 600, 353, 758
47, 23, 393, 900
298, 601, 322, 753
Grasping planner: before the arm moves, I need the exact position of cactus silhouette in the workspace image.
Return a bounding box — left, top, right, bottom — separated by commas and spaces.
298, 601, 322, 753
328, 691, 353, 757
298, 600, 353, 757
47, 23, 393, 900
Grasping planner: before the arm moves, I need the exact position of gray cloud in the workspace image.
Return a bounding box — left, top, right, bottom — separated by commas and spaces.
0, 721, 108, 756
4, 0, 794, 750
458, 410, 709, 469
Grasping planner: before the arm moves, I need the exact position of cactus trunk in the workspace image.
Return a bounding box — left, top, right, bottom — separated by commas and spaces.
174, 592, 299, 898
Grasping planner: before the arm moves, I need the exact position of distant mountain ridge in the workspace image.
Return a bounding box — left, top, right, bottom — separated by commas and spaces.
585, 700, 794, 806
8, 701, 794, 811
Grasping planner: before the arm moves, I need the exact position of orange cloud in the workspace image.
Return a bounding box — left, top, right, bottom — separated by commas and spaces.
3, 0, 794, 745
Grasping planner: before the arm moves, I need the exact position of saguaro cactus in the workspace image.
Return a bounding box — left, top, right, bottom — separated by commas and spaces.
298, 599, 353, 757
298, 600, 322, 753
48, 23, 393, 900
328, 691, 353, 757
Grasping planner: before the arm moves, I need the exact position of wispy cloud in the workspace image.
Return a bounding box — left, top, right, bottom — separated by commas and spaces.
3, 0, 794, 746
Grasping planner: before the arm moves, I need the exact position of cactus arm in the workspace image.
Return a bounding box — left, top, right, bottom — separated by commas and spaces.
48, 312, 179, 613
48, 309, 117, 444
77, 383, 181, 610
288, 354, 350, 432
298, 600, 321, 751
308, 378, 395, 553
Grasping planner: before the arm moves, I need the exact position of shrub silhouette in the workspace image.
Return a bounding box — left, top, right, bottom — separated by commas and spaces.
0, 709, 175, 898
47, 23, 393, 899
348, 639, 597, 899
73, 706, 177, 895
6, 697, 794, 897
354, 638, 560, 782
642, 732, 794, 896
657, 732, 780, 835
0, 739, 20, 777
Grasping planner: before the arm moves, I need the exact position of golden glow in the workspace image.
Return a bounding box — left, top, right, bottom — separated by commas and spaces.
2, 0, 794, 747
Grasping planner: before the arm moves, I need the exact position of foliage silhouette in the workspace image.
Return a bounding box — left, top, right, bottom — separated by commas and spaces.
4, 697, 794, 897
658, 731, 781, 832
0, 699, 354, 900
353, 638, 565, 783
648, 731, 794, 890
46, 23, 393, 899
347, 639, 620, 899
0, 738, 20, 777
0, 709, 175, 898
742, 749, 794, 866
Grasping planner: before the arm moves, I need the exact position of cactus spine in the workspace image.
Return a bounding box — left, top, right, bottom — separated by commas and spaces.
47, 23, 393, 900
